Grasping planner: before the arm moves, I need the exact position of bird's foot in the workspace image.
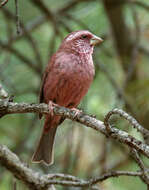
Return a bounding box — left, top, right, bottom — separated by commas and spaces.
48, 101, 57, 116
71, 108, 82, 119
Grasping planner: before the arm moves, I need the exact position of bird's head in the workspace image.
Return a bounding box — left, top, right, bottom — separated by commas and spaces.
59, 30, 103, 54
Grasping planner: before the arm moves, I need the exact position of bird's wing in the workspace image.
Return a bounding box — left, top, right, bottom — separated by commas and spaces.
39, 51, 78, 119
39, 54, 56, 119
39, 53, 56, 104
39, 70, 48, 104
39, 70, 48, 119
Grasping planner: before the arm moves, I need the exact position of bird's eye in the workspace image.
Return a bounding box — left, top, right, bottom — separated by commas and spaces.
81, 35, 87, 39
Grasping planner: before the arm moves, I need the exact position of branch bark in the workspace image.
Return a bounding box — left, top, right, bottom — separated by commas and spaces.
0, 144, 148, 190
0, 84, 8, 98
0, 0, 8, 7
0, 99, 149, 188
0, 99, 149, 159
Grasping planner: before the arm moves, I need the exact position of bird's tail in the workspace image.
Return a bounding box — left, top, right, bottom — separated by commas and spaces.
32, 118, 57, 165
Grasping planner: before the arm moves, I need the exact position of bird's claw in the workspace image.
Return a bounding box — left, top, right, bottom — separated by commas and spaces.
48, 101, 57, 116
71, 108, 82, 119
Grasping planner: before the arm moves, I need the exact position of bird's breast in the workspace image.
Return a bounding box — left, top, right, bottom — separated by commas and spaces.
68, 52, 94, 80
57, 54, 94, 107
44, 52, 94, 107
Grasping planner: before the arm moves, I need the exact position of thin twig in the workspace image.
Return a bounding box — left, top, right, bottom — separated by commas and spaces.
0, 40, 41, 76
13, 179, 17, 190
31, 0, 60, 36
139, 46, 149, 57
104, 108, 149, 137
2, 8, 43, 69
8, 15, 47, 42
127, 0, 149, 12
15, 0, 21, 34
131, 149, 149, 185
58, 0, 94, 14
0, 0, 8, 7
95, 60, 134, 113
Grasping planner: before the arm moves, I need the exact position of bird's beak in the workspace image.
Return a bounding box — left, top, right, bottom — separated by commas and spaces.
90, 35, 103, 46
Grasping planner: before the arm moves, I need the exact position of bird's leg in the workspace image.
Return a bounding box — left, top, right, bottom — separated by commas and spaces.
71, 108, 83, 119
48, 101, 57, 116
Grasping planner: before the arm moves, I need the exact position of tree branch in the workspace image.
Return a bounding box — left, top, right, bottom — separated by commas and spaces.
0, 99, 149, 188
0, 99, 149, 159
0, 40, 41, 76
0, 144, 148, 190
127, 0, 149, 12
104, 108, 149, 138
131, 149, 149, 185
0, 0, 8, 7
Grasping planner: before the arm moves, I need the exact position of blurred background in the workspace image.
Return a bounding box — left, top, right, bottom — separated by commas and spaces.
0, 0, 149, 189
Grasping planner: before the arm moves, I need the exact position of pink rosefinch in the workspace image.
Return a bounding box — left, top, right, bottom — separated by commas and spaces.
32, 30, 103, 165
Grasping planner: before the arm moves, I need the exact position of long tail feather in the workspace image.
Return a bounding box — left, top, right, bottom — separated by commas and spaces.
32, 121, 57, 165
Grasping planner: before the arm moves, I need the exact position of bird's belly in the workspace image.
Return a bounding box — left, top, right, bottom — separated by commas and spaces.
56, 71, 93, 107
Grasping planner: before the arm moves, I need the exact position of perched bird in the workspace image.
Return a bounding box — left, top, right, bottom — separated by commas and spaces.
32, 30, 103, 165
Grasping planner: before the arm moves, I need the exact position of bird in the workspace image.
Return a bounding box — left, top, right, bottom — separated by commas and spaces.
32, 30, 103, 165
